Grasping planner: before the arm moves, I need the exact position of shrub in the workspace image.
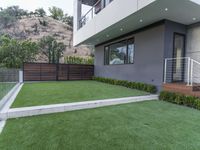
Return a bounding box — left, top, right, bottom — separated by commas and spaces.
159, 91, 200, 110
64, 56, 94, 65
93, 76, 157, 94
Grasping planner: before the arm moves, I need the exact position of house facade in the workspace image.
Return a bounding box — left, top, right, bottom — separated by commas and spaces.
73, 0, 200, 92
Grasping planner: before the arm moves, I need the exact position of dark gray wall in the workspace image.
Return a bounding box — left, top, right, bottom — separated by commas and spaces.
164, 20, 187, 59
94, 20, 188, 90
94, 24, 165, 90
164, 21, 187, 83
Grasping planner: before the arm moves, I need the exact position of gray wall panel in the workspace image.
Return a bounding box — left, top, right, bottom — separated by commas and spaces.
94, 25, 165, 90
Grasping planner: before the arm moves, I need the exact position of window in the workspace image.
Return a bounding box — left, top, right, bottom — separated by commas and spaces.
104, 38, 135, 65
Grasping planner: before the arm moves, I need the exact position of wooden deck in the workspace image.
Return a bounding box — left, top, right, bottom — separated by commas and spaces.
163, 83, 200, 97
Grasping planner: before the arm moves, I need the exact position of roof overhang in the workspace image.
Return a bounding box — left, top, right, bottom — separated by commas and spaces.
79, 0, 200, 46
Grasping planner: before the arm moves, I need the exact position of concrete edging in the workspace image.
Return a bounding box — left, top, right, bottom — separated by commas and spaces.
0, 83, 23, 134
0, 95, 158, 119
0, 121, 6, 134
0, 83, 20, 111
0, 83, 24, 113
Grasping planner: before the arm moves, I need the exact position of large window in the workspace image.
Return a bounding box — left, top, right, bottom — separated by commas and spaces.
104, 38, 134, 65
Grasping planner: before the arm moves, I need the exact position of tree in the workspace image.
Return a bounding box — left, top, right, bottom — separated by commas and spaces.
63, 14, 73, 27
38, 36, 65, 63
48, 6, 64, 20
0, 11, 16, 28
0, 6, 28, 28
0, 35, 38, 68
5, 6, 28, 18
35, 8, 46, 17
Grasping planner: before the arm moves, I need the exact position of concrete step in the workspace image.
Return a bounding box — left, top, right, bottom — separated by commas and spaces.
163, 83, 200, 98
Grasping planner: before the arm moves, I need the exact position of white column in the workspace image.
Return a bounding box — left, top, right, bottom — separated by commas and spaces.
73, 0, 82, 31
19, 70, 23, 83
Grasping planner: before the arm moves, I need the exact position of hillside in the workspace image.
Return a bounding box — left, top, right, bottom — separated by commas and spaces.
1, 16, 93, 63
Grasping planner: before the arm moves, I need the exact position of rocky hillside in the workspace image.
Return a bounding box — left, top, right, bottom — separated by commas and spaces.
1, 16, 93, 63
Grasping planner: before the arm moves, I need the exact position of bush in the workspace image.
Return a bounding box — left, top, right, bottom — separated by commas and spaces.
64, 56, 94, 65
159, 91, 200, 110
93, 76, 157, 94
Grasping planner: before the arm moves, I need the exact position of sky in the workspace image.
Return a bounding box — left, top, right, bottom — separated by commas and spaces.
0, 0, 74, 16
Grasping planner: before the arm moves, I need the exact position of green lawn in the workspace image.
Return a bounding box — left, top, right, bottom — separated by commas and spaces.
1, 101, 200, 150
0, 82, 16, 100
12, 81, 148, 108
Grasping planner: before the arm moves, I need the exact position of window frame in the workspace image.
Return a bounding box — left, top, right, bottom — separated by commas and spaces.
104, 38, 135, 65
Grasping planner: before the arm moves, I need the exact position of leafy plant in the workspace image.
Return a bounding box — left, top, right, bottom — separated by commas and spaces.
38, 19, 48, 26
38, 36, 66, 63
0, 35, 38, 68
0, 10, 16, 28
48, 6, 64, 20
93, 77, 157, 94
63, 14, 73, 27
64, 56, 94, 65
35, 8, 46, 17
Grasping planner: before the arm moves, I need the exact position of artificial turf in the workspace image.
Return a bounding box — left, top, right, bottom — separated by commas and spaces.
1, 101, 200, 150
12, 81, 148, 108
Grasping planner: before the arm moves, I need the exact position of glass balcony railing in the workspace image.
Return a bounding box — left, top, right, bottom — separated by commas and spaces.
79, 0, 113, 29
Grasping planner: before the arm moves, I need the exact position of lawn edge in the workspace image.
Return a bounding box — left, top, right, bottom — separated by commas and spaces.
1, 95, 158, 119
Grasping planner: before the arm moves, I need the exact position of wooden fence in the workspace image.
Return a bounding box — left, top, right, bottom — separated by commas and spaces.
23, 63, 94, 81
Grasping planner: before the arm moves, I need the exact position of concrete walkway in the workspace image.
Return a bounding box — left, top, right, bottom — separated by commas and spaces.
0, 95, 158, 119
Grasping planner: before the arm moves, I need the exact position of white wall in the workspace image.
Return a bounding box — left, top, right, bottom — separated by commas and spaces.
73, 0, 155, 46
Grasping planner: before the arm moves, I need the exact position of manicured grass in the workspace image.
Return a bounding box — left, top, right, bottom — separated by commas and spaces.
0, 82, 16, 100
12, 81, 148, 108
1, 101, 200, 150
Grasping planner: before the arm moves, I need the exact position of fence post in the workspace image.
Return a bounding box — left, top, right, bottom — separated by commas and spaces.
19, 70, 23, 83
187, 57, 191, 86
56, 63, 59, 81
67, 64, 70, 80
164, 59, 167, 83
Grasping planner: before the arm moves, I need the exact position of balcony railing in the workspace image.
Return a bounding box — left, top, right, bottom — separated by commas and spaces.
79, 0, 113, 29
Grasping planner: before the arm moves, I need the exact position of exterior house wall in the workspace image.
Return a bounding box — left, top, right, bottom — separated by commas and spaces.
164, 21, 187, 83
164, 20, 187, 59
94, 24, 165, 90
186, 23, 200, 61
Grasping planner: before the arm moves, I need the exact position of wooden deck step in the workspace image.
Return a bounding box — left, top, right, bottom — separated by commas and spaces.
163, 83, 200, 98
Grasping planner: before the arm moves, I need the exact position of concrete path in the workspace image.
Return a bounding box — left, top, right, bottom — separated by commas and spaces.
0, 95, 158, 119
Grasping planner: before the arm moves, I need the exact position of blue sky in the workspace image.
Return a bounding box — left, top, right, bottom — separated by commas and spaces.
0, 0, 74, 15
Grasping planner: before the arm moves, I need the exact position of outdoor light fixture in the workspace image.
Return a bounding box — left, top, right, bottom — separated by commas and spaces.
193, 17, 197, 21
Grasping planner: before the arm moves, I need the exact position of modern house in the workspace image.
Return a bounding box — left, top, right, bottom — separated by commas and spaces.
73, 0, 200, 94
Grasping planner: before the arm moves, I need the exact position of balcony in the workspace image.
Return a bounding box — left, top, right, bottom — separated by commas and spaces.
79, 0, 114, 29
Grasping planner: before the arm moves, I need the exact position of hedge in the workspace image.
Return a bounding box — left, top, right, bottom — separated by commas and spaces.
93, 76, 157, 94
159, 91, 200, 110
64, 56, 94, 65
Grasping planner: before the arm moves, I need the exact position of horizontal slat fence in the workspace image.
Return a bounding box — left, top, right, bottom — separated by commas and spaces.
23, 63, 94, 81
